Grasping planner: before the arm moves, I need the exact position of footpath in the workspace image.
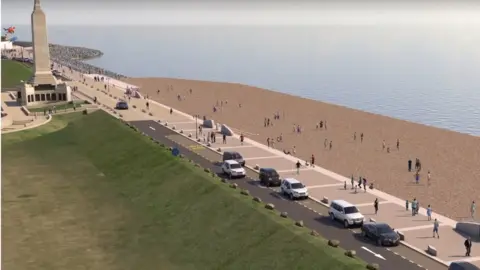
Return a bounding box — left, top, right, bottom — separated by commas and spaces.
60, 67, 480, 268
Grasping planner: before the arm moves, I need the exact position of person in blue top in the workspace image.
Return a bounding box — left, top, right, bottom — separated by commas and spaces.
426, 205, 432, 221
411, 198, 417, 216
433, 219, 440, 238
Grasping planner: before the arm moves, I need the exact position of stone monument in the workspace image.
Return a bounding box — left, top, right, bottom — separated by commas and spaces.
17, 0, 71, 106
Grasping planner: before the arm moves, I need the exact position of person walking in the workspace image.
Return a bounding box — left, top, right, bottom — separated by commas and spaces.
433, 219, 440, 238
382, 140, 386, 150
427, 171, 431, 185
396, 139, 400, 150
374, 198, 379, 215
360, 133, 364, 142
240, 133, 244, 145
411, 198, 417, 216
296, 160, 301, 175
310, 154, 315, 167
471, 201, 476, 220
427, 205, 432, 221
408, 159, 412, 172
465, 237, 472, 256
222, 134, 227, 144
415, 172, 420, 184
351, 175, 355, 189
363, 178, 367, 192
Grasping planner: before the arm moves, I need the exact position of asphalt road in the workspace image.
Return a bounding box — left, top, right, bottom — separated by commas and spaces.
130, 119, 447, 270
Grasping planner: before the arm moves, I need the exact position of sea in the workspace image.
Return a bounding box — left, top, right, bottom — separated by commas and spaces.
11, 25, 480, 136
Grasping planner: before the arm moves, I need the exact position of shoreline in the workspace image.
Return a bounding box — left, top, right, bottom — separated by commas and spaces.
125, 76, 480, 220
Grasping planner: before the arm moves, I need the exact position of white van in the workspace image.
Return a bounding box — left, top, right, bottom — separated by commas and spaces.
328, 200, 365, 228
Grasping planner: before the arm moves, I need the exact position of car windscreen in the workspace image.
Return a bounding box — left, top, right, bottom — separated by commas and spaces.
376, 225, 394, 234
232, 153, 242, 159
265, 171, 279, 177
343, 206, 359, 214
230, 163, 242, 169
291, 183, 304, 189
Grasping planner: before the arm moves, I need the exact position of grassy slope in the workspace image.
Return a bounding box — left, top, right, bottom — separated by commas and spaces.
1, 59, 32, 88
2, 111, 365, 270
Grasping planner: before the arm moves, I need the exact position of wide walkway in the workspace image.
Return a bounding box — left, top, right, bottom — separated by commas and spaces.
59, 67, 480, 268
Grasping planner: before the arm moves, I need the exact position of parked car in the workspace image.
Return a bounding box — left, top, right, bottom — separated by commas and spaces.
448, 262, 480, 270
259, 168, 281, 187
115, 101, 129, 110
280, 178, 309, 200
361, 222, 400, 246
221, 160, 246, 179
328, 200, 365, 228
222, 151, 245, 166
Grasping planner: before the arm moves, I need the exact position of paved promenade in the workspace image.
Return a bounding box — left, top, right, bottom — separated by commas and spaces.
59, 67, 480, 268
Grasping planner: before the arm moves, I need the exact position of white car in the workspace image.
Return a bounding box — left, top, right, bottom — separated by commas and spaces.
328, 200, 365, 228
221, 160, 246, 179
280, 178, 309, 200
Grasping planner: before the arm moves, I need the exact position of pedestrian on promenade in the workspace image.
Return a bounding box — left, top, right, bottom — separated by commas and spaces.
427, 205, 432, 221
358, 176, 362, 188
267, 138, 271, 147
433, 219, 440, 238
471, 201, 476, 220
170, 108, 173, 115
416, 201, 420, 215
240, 133, 244, 145
363, 178, 367, 192
296, 160, 301, 175
374, 198, 379, 215
411, 198, 417, 216
146, 101, 150, 110
351, 175, 355, 189
408, 159, 412, 172
465, 237, 472, 256
222, 134, 227, 144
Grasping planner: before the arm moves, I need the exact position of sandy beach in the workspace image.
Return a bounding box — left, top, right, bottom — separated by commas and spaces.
125, 77, 480, 220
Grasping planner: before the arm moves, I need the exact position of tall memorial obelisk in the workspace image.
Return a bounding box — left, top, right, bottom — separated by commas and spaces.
18, 0, 71, 106
30, 0, 56, 86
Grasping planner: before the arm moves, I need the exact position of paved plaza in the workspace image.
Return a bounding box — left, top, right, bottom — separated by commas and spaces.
59, 67, 480, 267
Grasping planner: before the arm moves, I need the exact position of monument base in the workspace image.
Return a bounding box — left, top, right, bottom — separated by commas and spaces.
17, 82, 72, 106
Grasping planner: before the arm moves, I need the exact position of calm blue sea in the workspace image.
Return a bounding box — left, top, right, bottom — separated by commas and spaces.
11, 25, 480, 136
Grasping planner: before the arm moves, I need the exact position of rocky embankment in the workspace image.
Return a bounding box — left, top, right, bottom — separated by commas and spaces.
13, 41, 126, 79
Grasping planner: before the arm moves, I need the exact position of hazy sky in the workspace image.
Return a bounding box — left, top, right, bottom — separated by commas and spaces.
2, 0, 480, 26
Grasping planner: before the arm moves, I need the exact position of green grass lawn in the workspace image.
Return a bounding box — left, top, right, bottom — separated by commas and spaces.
28, 100, 88, 113
1, 59, 32, 88
2, 111, 366, 270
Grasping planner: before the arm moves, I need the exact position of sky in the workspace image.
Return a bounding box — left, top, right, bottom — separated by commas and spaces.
2, 0, 480, 26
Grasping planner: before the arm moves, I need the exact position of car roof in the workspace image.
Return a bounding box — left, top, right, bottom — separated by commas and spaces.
369, 222, 390, 228
261, 168, 277, 172
331, 200, 355, 207
449, 262, 480, 270
284, 178, 301, 184
224, 160, 240, 165
224, 151, 239, 154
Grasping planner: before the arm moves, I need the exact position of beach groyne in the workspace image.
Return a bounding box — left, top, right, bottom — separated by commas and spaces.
13, 41, 126, 80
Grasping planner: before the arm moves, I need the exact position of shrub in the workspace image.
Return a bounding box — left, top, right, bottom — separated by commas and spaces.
295, 220, 304, 227
366, 263, 380, 270
229, 183, 238, 189
328, 239, 340, 248
82, 109, 88, 115
253, 197, 262, 203
264, 203, 275, 210
344, 250, 356, 258
204, 168, 211, 173
280, 212, 288, 218
240, 189, 249, 196
310, 230, 319, 237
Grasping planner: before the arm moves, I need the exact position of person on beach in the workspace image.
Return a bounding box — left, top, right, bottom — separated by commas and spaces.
411, 198, 417, 216
397, 139, 400, 150
360, 133, 364, 142
351, 175, 355, 189
427, 171, 431, 185
465, 237, 472, 256
324, 120, 327, 130
358, 176, 362, 188
363, 178, 367, 192
427, 205, 432, 221
471, 201, 476, 220
382, 140, 386, 150
433, 219, 440, 238
415, 172, 420, 184
146, 101, 149, 110
374, 198, 379, 214
329, 141, 333, 150
310, 154, 315, 167
157, 89, 160, 94
292, 146, 296, 155
240, 134, 244, 145
354, 132, 357, 141
408, 159, 412, 172
170, 108, 173, 115
296, 160, 301, 175
324, 139, 328, 149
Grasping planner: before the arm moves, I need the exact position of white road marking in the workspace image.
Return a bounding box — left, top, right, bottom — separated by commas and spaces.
447, 256, 480, 263
149, 126, 155, 131
221, 145, 256, 149
361, 246, 386, 260
244, 156, 283, 161
307, 183, 344, 189
276, 168, 314, 173
396, 223, 447, 232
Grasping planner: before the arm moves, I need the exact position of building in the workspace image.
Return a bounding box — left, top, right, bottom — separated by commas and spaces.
17, 0, 71, 106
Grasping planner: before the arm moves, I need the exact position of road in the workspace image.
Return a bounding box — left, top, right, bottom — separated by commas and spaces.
130, 119, 448, 270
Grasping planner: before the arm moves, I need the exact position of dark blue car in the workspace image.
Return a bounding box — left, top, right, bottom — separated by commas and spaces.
115, 101, 129, 110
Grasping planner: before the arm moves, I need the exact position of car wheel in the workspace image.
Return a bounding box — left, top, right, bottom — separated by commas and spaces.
344, 220, 349, 228
330, 213, 335, 221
